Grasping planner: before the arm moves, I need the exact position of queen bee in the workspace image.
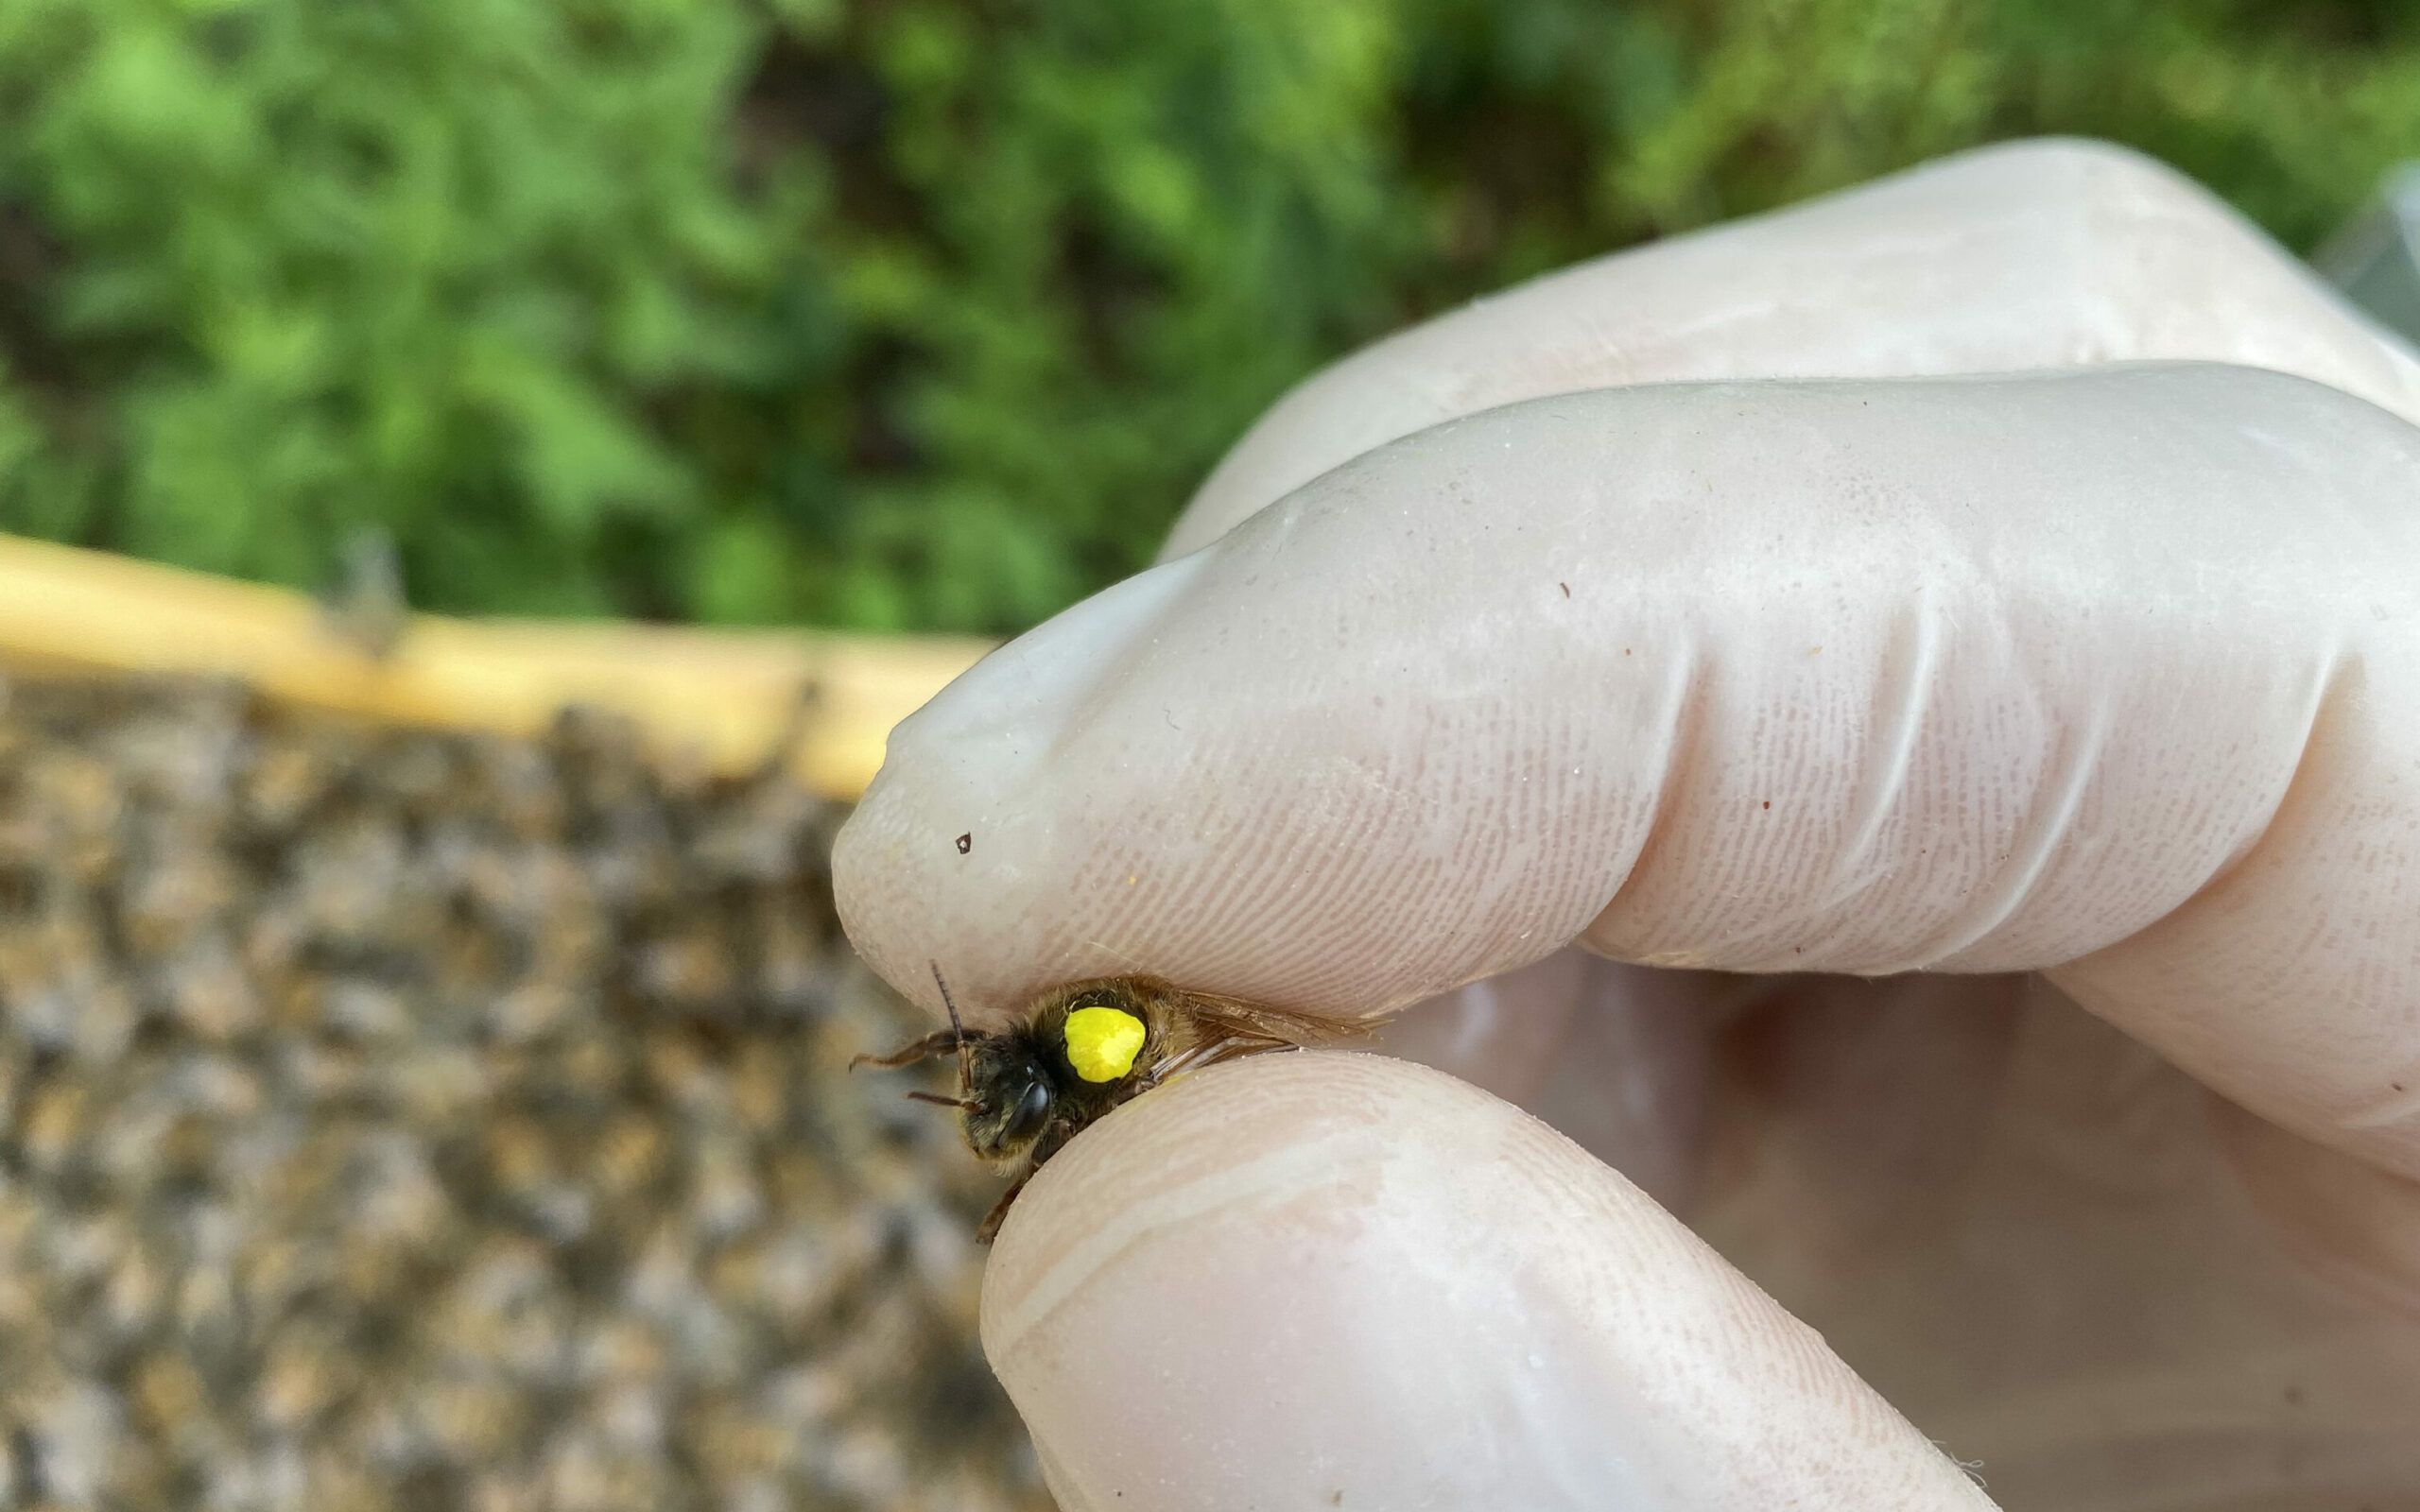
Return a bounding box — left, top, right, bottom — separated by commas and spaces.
858, 968, 1371, 1241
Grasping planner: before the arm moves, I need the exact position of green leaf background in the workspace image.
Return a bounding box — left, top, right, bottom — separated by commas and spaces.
1, 0, 2413, 633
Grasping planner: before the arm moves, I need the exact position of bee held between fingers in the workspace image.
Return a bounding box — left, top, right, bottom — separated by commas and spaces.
862, 968, 1375, 1241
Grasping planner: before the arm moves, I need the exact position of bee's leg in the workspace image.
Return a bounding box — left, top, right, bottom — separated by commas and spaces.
977, 1166, 1037, 1245
977, 1120, 1079, 1243
850, 1029, 962, 1072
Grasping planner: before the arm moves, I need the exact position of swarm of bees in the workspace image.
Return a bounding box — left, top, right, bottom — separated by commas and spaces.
0, 675, 1047, 1512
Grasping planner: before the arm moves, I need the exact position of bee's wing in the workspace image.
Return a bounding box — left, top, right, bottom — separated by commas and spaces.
1149, 988, 1380, 1079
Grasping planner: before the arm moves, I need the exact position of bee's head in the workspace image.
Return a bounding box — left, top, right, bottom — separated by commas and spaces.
960, 1037, 1056, 1162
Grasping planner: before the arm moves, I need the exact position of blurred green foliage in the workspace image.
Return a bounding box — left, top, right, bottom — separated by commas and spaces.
1, 0, 2415, 631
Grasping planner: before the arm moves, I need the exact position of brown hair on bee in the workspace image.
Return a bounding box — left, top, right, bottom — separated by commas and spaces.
856, 966, 1372, 1241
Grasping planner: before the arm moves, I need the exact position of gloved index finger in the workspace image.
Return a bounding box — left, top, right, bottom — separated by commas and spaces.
1167, 137, 2420, 558
832, 363, 2420, 1176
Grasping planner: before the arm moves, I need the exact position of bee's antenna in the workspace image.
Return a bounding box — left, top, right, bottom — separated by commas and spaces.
930, 961, 972, 1093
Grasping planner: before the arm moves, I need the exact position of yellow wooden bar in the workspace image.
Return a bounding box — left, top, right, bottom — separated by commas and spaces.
0, 534, 992, 800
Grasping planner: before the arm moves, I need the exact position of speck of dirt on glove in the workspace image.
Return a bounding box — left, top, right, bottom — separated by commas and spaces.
0, 675, 1049, 1512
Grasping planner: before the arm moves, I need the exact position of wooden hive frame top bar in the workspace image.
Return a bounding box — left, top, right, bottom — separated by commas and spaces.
0, 533, 991, 800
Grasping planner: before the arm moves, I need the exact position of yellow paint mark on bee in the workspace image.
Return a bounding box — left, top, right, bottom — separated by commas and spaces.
1063, 1006, 1147, 1082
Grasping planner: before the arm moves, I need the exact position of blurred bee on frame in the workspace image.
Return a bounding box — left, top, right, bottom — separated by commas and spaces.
858, 967, 1372, 1241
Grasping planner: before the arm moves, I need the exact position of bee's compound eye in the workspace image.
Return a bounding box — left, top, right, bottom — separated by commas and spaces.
1000, 1077, 1053, 1143
1063, 1005, 1147, 1083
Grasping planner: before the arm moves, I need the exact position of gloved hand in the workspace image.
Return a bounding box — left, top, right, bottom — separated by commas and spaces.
834, 140, 2420, 1510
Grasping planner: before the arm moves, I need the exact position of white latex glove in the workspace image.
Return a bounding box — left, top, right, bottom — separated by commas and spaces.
834, 140, 2420, 1510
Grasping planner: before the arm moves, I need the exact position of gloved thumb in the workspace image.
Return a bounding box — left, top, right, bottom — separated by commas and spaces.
981, 1051, 1996, 1511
